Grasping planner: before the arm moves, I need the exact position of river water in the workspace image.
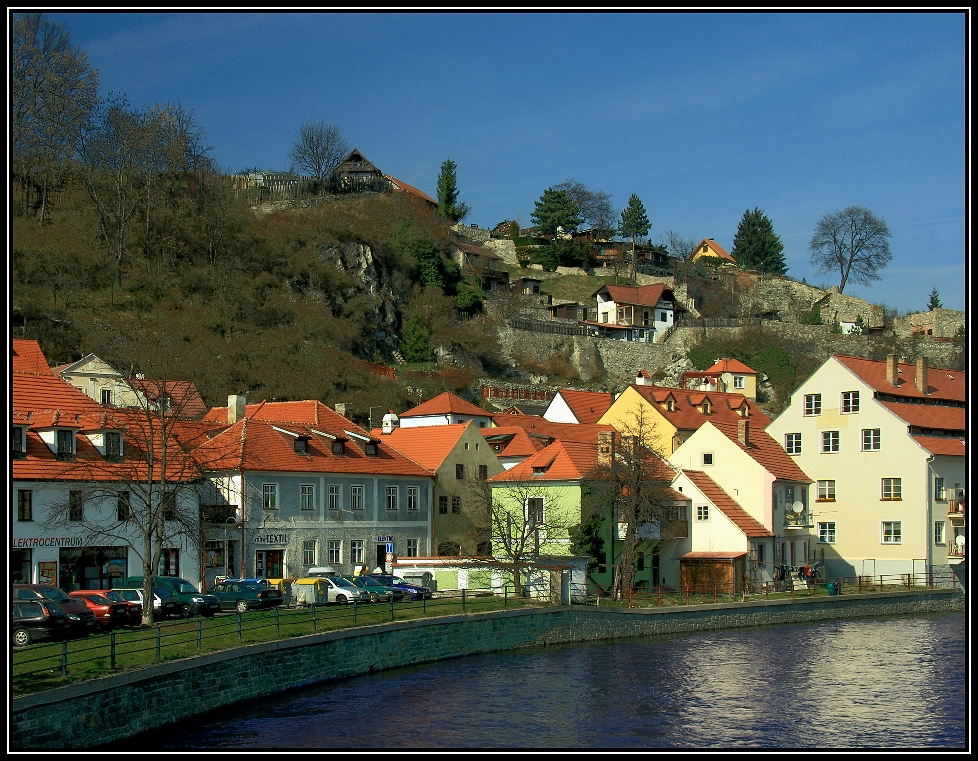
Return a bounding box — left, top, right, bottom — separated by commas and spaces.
113, 612, 966, 749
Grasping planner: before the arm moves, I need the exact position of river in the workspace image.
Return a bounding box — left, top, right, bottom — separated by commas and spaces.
111, 612, 966, 749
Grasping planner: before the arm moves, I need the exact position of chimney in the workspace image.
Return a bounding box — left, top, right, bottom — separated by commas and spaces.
598, 431, 614, 466
227, 394, 247, 424
381, 410, 399, 435
334, 403, 349, 418
885, 354, 899, 386
915, 356, 929, 394
738, 419, 750, 447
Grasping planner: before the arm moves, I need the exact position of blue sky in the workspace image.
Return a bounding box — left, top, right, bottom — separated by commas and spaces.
48, 11, 966, 312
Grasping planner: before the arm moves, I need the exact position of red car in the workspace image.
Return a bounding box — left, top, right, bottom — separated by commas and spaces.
103, 590, 144, 626
69, 591, 130, 631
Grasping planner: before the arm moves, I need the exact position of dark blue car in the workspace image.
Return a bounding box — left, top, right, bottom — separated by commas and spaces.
367, 574, 433, 600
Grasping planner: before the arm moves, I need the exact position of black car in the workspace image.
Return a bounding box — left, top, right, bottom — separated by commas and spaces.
367, 574, 433, 600
209, 580, 284, 612
12, 600, 70, 646
12, 585, 97, 637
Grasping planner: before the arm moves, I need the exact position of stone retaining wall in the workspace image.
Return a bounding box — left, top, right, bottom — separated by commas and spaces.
12, 589, 962, 749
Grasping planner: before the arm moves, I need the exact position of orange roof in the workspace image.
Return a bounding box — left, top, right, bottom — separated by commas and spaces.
454, 241, 502, 260
683, 470, 773, 538
879, 402, 965, 432
489, 413, 616, 444
400, 392, 488, 419
555, 389, 614, 424
835, 355, 966, 402
129, 379, 207, 419
481, 426, 545, 457
385, 175, 437, 205
13, 373, 104, 418
489, 440, 600, 483
593, 283, 674, 308
12, 339, 54, 375
705, 358, 756, 375
695, 238, 736, 263
203, 400, 367, 432
708, 421, 811, 483
912, 436, 966, 456
368, 423, 470, 470
628, 384, 770, 432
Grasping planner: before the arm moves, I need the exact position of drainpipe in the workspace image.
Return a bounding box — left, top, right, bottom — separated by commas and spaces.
239, 467, 246, 579
925, 456, 934, 576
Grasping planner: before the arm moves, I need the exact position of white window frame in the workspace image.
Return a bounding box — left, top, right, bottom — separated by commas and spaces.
300, 484, 315, 511
350, 540, 364, 564
351, 485, 364, 510
804, 394, 822, 416
733, 375, 745, 390
784, 433, 802, 455
861, 428, 881, 451
302, 540, 317, 567
821, 431, 840, 453
841, 391, 860, 414
882, 478, 902, 500
406, 538, 419, 558
328, 484, 341, 510
696, 505, 710, 522
934, 521, 945, 545
262, 483, 277, 510
407, 486, 419, 511
881, 521, 902, 544
934, 477, 946, 501
817, 480, 836, 501
702, 452, 714, 466
386, 486, 398, 511
328, 540, 342, 565
818, 522, 836, 544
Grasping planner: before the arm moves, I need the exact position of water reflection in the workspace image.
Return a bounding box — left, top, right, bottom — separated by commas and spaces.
111, 613, 965, 749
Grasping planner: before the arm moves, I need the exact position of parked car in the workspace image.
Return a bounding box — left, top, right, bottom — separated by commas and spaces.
12, 585, 97, 637
102, 590, 143, 626
292, 575, 371, 605
113, 588, 182, 620
69, 591, 130, 630
209, 580, 284, 612
125, 577, 221, 618
367, 574, 433, 600
12, 600, 70, 646
341, 574, 405, 602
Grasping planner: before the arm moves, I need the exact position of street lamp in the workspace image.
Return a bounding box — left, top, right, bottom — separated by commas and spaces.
368, 406, 384, 430
223, 517, 236, 578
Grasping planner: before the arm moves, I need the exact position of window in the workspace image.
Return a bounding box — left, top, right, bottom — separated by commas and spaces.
696, 505, 710, 521
478, 464, 488, 480
332, 441, 345, 455
934, 521, 945, 545
328, 540, 342, 565
328, 485, 340, 510
702, 452, 714, 466
302, 540, 317, 566
17, 490, 32, 522
882, 478, 902, 500
300, 484, 315, 511
386, 486, 398, 511
262, 484, 277, 510
365, 442, 377, 456
861, 429, 881, 451
753, 543, 765, 564
784, 485, 795, 506
526, 497, 544, 525
804, 394, 822, 416
406, 539, 419, 558
882, 521, 902, 544
56, 429, 75, 459
841, 391, 860, 414
162, 492, 177, 521
101, 388, 113, 405
294, 437, 308, 454
117, 491, 130, 521
659, 311, 667, 322
407, 487, 419, 511
784, 433, 802, 455
821, 431, 840, 453
12, 427, 25, 457
439, 496, 448, 514
817, 480, 836, 501
452, 496, 461, 514
733, 375, 745, 389
350, 540, 364, 564
69, 490, 84, 521
456, 464, 465, 480
104, 432, 123, 460
351, 485, 364, 510
818, 522, 836, 543
934, 477, 946, 501
161, 548, 179, 577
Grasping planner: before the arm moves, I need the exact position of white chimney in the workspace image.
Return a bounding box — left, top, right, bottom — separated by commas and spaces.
227, 394, 247, 425
382, 410, 399, 434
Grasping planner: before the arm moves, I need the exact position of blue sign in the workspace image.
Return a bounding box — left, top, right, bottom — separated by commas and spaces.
385, 542, 394, 554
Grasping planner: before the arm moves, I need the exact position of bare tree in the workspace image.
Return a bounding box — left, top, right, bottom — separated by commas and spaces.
553, 179, 616, 233
661, 230, 699, 290
288, 121, 350, 185
809, 206, 892, 293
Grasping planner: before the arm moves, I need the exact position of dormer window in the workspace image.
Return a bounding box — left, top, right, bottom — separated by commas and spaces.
104, 432, 123, 460
702, 401, 712, 415
665, 399, 675, 412
12, 427, 27, 459
56, 429, 76, 460
294, 436, 310, 454
332, 440, 345, 455
365, 442, 378, 456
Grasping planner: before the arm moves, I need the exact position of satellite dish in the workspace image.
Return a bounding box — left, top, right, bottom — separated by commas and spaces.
955, 535, 965, 548
721, 372, 734, 386
791, 501, 805, 514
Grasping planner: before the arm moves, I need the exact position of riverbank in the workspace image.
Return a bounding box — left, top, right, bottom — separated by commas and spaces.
12, 588, 964, 749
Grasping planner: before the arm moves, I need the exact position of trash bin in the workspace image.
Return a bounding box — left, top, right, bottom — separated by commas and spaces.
827, 581, 839, 596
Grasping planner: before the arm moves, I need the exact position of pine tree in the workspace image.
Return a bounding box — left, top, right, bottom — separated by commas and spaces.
619, 194, 650, 282
927, 288, 943, 311
400, 313, 432, 363
531, 188, 583, 238
731, 207, 787, 275
436, 159, 470, 222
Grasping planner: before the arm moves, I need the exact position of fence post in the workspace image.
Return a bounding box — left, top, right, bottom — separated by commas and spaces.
61, 641, 68, 676
685, 586, 689, 606
422, 592, 426, 615
274, 606, 280, 636
197, 618, 202, 652
657, 585, 661, 607
312, 604, 317, 632
236, 613, 242, 642
713, 584, 717, 604
389, 595, 394, 622
353, 599, 357, 625
155, 626, 161, 661
879, 575, 883, 593
110, 631, 117, 669
462, 588, 467, 613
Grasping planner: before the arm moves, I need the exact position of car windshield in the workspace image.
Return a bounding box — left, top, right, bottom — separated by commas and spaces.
154, 588, 173, 598
86, 595, 113, 605
172, 581, 198, 594
39, 586, 70, 601
333, 577, 356, 588
104, 592, 125, 603
359, 577, 384, 587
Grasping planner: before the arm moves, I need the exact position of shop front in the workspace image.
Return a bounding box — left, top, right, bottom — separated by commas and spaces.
59, 546, 129, 591
253, 531, 288, 580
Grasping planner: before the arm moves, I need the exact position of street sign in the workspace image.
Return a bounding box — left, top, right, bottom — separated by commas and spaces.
385, 552, 394, 563
385, 542, 394, 554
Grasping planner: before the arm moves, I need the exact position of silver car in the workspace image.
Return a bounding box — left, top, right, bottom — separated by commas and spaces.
322, 576, 371, 604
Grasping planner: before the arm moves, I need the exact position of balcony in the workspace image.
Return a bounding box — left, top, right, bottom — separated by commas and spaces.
947, 499, 965, 515
782, 510, 813, 529
947, 540, 966, 559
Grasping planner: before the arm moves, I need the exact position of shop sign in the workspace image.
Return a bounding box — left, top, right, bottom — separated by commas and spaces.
375, 535, 394, 543
13, 537, 84, 548
252, 532, 288, 546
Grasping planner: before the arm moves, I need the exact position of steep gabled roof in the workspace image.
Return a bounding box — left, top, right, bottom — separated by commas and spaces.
695, 238, 736, 263
203, 400, 365, 432
489, 440, 600, 483
627, 384, 771, 432
879, 402, 965, 432
489, 413, 616, 445
555, 389, 614, 424
481, 426, 545, 457
385, 175, 437, 205
12, 339, 54, 375
453, 241, 501, 260
368, 423, 471, 471
400, 392, 488, 419
708, 421, 811, 483
13, 373, 104, 417
705, 358, 757, 375
835, 355, 966, 402
592, 283, 674, 308
683, 469, 773, 538
128, 379, 207, 419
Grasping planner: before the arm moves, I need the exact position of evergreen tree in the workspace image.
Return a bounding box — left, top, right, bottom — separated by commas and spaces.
927, 288, 943, 311
731, 207, 787, 275
531, 188, 583, 238
400, 313, 432, 363
619, 194, 651, 282
436, 159, 470, 222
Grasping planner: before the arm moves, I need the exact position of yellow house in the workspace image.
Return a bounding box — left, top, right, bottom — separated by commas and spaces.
691, 238, 737, 266
598, 384, 770, 456
680, 358, 759, 401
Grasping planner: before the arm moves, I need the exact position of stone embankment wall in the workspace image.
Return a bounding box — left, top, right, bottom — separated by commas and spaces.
12, 589, 963, 750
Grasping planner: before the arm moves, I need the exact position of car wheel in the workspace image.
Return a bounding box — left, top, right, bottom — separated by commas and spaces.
335, 594, 347, 604
236, 599, 249, 613
13, 628, 31, 647
181, 604, 193, 618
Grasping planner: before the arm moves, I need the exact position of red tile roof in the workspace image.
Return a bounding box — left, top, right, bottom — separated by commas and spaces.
489, 414, 616, 444
912, 436, 966, 457
13, 373, 104, 417
454, 241, 502, 260
695, 238, 736, 263
12, 339, 54, 375
385, 175, 437, 205
835, 355, 966, 402
708, 421, 811, 483
128, 379, 207, 419
400, 392, 489, 419
555, 389, 614, 424
705, 358, 757, 374
879, 402, 966, 432
481, 426, 545, 457
489, 440, 600, 483
627, 384, 770, 432
593, 283, 673, 308
203, 400, 367, 433
683, 470, 773, 538
368, 423, 470, 470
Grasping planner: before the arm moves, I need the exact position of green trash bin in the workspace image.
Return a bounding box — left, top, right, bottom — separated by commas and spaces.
827, 581, 839, 596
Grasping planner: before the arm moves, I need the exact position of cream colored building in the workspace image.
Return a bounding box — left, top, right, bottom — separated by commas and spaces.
55, 354, 145, 408
766, 354, 965, 579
